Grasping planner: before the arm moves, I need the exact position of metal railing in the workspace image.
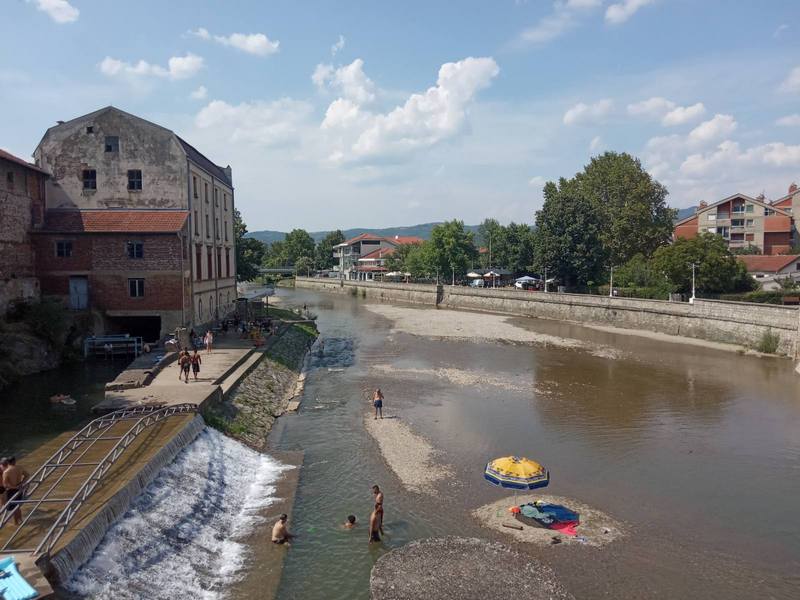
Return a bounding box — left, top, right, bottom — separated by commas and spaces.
0, 403, 198, 555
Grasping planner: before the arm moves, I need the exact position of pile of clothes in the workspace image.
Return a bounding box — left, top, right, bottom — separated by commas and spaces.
511, 501, 580, 536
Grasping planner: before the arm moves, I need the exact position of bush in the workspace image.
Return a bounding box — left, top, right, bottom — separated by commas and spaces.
756, 329, 780, 354
11, 298, 67, 345
718, 291, 786, 304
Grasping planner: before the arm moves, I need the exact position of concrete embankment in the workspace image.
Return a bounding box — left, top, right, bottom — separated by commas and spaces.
296, 277, 800, 358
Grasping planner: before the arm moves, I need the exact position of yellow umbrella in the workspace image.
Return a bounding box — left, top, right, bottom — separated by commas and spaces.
484, 456, 550, 491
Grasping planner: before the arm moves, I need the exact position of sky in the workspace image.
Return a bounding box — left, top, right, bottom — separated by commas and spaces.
2, 0, 800, 232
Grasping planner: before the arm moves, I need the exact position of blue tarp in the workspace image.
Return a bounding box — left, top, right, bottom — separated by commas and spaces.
0, 556, 38, 600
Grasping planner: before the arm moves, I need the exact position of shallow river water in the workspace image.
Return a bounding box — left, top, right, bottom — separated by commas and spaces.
264, 288, 800, 600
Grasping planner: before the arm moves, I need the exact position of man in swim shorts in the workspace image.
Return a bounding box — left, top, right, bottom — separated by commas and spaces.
2, 457, 28, 526
373, 388, 384, 419
272, 513, 292, 544
369, 503, 383, 543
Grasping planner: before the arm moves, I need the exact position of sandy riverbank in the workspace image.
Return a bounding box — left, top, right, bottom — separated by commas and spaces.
363, 304, 622, 358
364, 413, 454, 495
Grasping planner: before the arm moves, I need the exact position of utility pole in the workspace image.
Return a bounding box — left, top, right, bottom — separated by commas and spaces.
544, 266, 548, 293
451, 265, 455, 286
689, 262, 698, 304
608, 265, 614, 298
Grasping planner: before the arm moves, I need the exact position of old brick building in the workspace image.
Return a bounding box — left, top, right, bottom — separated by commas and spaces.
0, 149, 47, 313
32, 106, 237, 338
33, 211, 190, 341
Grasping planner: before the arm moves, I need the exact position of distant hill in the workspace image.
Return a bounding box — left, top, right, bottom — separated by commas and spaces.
674, 206, 697, 221
247, 222, 481, 245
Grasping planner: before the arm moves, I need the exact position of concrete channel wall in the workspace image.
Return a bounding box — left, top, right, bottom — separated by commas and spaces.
295, 277, 800, 357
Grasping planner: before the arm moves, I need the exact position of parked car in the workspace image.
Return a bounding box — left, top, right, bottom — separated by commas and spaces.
469, 279, 485, 288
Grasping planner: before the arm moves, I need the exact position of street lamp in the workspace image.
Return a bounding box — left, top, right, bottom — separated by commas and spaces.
608, 265, 615, 298
689, 262, 698, 304
543, 266, 548, 293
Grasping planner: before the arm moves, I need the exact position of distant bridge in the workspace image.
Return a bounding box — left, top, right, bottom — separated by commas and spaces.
258, 267, 295, 275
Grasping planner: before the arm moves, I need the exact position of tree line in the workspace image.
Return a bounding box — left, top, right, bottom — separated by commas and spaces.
235, 152, 755, 296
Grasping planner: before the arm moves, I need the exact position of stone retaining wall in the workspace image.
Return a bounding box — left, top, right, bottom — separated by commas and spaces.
296, 277, 800, 357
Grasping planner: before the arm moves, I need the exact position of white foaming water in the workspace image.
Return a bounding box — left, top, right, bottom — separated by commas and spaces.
67, 428, 289, 599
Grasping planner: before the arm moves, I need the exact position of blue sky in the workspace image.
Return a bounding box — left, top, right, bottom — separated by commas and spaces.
2, 0, 799, 231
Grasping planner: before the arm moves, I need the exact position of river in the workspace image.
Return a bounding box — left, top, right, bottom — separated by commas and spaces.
263, 288, 800, 600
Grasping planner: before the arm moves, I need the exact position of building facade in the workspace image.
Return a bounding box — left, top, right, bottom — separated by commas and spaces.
0, 149, 47, 313
33, 106, 236, 336
738, 254, 800, 291
673, 193, 793, 255
333, 234, 423, 280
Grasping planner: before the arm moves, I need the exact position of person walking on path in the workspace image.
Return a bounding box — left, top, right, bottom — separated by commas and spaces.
2, 457, 29, 526
178, 350, 191, 383
272, 514, 293, 544
372, 485, 385, 534
204, 330, 214, 354
373, 388, 384, 419
190, 350, 202, 381
368, 503, 383, 544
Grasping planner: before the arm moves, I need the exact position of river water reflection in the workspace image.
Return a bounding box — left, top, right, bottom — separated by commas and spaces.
268, 288, 800, 600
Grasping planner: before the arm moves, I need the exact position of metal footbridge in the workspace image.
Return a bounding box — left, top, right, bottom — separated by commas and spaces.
0, 404, 198, 558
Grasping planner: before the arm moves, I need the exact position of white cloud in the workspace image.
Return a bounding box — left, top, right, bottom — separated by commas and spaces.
773, 24, 789, 39
517, 0, 601, 45
605, 0, 655, 25
680, 140, 800, 176
28, 0, 79, 23
99, 54, 204, 81
778, 66, 800, 93
190, 85, 208, 100
528, 175, 546, 187
627, 96, 705, 126
563, 99, 613, 125
313, 59, 376, 104
776, 114, 800, 127
589, 135, 603, 152
331, 35, 346, 57
662, 102, 706, 126
688, 114, 737, 144
190, 28, 279, 56
195, 98, 313, 147
321, 57, 499, 164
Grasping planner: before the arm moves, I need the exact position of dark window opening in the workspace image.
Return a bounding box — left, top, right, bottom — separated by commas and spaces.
225, 248, 230, 278
127, 169, 142, 191
82, 169, 97, 190
194, 210, 199, 235
223, 193, 228, 210
86, 126, 94, 134
126, 241, 144, 259
56, 240, 73, 257
193, 176, 198, 199
205, 214, 210, 238
224, 221, 228, 242
207, 247, 213, 278
195, 246, 202, 280
217, 248, 222, 277
215, 218, 220, 239
128, 278, 145, 298
6, 171, 14, 191
205, 182, 209, 202
104, 136, 119, 152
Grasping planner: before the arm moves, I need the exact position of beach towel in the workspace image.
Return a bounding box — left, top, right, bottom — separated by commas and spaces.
516, 502, 580, 533
0, 557, 38, 600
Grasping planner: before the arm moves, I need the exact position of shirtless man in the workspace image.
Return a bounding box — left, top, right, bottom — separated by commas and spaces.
372, 485, 384, 534
372, 388, 384, 419
369, 504, 383, 544
271, 513, 292, 544
2, 457, 29, 526
178, 350, 191, 383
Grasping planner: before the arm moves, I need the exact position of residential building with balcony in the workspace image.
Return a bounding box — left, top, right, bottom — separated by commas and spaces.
673, 193, 793, 255
333, 234, 423, 280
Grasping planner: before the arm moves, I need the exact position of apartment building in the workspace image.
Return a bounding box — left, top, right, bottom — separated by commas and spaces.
32, 106, 236, 338
673, 193, 793, 255
333, 234, 423, 280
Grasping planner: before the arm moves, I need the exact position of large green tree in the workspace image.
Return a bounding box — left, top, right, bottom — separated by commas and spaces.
477, 218, 503, 268
283, 229, 315, 266
384, 241, 423, 274
496, 222, 535, 275
532, 179, 607, 287
233, 208, 266, 281
315, 230, 345, 269
424, 220, 478, 282
651, 233, 755, 294
574, 152, 675, 265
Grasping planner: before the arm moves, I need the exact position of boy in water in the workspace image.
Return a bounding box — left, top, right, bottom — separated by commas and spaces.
272, 513, 293, 544
343, 515, 357, 529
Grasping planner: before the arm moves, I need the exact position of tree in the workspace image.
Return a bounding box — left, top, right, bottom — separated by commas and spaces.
731, 245, 762, 255
294, 255, 314, 276
496, 222, 535, 275
283, 229, 315, 266
263, 240, 287, 268
424, 220, 478, 282
532, 179, 607, 287
233, 208, 266, 281
315, 230, 345, 270
384, 241, 422, 274
651, 233, 755, 294
575, 152, 675, 265
477, 218, 503, 268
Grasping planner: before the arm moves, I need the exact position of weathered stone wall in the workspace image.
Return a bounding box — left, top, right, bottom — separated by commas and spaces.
295, 277, 800, 357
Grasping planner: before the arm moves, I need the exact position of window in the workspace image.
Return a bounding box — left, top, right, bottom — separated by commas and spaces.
214, 188, 218, 206
730, 233, 744, 241
224, 220, 228, 242
215, 218, 220, 239
707, 214, 716, 221
745, 204, 754, 213
718, 226, 730, 239
707, 227, 717, 234
104, 136, 119, 152
731, 219, 744, 227
128, 278, 145, 298
56, 240, 72, 257
86, 126, 94, 134
82, 169, 97, 190
207, 246, 213, 278
6, 171, 13, 191
745, 219, 754, 227
765, 208, 775, 216
732, 204, 745, 214
215, 190, 219, 207
126, 241, 144, 259
223, 193, 228, 210
127, 169, 142, 191
217, 248, 222, 276
205, 214, 210, 238
796, 262, 800, 271
204, 182, 209, 203
196, 246, 202, 280
194, 209, 199, 235
785, 207, 793, 214
225, 248, 230, 278
193, 176, 198, 199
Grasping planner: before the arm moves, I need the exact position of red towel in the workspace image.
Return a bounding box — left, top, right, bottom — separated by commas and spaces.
550, 521, 579, 536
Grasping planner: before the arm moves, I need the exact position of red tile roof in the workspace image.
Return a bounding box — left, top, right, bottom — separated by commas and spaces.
359, 247, 396, 260
390, 235, 424, 245
342, 233, 385, 245
0, 148, 50, 175
738, 254, 800, 273
41, 210, 189, 233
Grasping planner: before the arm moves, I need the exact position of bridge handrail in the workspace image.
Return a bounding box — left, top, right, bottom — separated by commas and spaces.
0, 405, 175, 527
33, 403, 199, 557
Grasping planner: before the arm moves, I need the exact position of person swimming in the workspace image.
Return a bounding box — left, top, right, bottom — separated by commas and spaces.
343, 515, 357, 529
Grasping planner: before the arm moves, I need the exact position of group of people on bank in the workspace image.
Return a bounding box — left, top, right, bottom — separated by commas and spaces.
271, 484, 386, 545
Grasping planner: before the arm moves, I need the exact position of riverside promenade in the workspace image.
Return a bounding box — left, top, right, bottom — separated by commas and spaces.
0, 325, 294, 593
